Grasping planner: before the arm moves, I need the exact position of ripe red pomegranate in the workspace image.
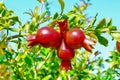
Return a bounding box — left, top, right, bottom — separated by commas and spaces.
64, 28, 85, 49
57, 39, 75, 71
116, 41, 120, 52
27, 26, 61, 48
57, 39, 75, 60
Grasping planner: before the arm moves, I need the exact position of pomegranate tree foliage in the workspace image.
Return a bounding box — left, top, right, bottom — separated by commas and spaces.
0, 0, 120, 80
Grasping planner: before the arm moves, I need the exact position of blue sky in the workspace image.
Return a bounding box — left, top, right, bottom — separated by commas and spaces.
2, 0, 120, 58
3, 0, 120, 29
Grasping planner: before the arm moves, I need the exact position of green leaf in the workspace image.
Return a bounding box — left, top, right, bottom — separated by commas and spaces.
18, 38, 22, 50
40, 10, 47, 19
87, 13, 98, 29
97, 35, 108, 46
107, 18, 112, 27
95, 18, 106, 30
111, 33, 120, 42
53, 12, 58, 19
34, 6, 39, 17
58, 0, 65, 15
8, 16, 21, 25
7, 28, 19, 32
25, 55, 33, 66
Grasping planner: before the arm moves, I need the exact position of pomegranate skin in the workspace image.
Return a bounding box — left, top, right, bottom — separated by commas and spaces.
27, 35, 39, 46
57, 39, 75, 60
116, 41, 120, 52
65, 28, 85, 49
36, 26, 61, 48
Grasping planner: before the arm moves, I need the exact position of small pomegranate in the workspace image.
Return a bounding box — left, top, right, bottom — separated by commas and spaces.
57, 39, 75, 60
116, 41, 120, 52
64, 28, 85, 49
27, 26, 61, 48
57, 39, 75, 71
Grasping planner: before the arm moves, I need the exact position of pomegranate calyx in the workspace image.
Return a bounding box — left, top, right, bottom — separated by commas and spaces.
27, 35, 39, 47
82, 38, 96, 53
60, 60, 72, 72
57, 19, 68, 34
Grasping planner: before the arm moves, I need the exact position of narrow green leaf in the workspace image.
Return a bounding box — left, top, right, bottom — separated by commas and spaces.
40, 10, 47, 19
58, 0, 65, 15
8, 16, 21, 25
107, 18, 112, 27
7, 28, 19, 32
25, 55, 32, 66
95, 18, 106, 30
34, 6, 39, 17
97, 35, 108, 46
53, 12, 58, 19
87, 13, 98, 28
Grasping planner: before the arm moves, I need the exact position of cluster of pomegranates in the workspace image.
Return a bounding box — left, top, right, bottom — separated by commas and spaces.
27, 20, 95, 72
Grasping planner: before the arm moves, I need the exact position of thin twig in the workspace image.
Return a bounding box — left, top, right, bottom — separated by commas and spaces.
36, 49, 53, 71
7, 33, 28, 41
40, 0, 44, 15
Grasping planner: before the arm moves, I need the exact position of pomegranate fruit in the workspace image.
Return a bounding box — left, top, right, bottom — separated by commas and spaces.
57, 39, 75, 60
57, 39, 75, 71
116, 41, 120, 52
27, 26, 61, 48
64, 28, 85, 49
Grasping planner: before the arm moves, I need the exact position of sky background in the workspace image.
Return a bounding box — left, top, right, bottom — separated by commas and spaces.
2, 0, 120, 58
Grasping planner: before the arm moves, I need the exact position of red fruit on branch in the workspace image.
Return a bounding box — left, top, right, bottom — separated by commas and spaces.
116, 41, 120, 52
82, 38, 96, 53
60, 60, 72, 72
64, 28, 85, 49
27, 26, 61, 48
57, 39, 75, 72
36, 26, 61, 48
57, 39, 75, 60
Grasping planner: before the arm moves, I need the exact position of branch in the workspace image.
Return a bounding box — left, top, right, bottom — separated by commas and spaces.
40, 0, 44, 15
111, 30, 120, 33
7, 33, 28, 41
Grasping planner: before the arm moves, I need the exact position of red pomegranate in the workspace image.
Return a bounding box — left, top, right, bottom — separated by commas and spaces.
27, 26, 61, 48
57, 39, 75, 60
64, 28, 85, 49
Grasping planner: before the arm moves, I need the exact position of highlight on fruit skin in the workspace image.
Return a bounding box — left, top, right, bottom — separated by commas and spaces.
116, 41, 120, 52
